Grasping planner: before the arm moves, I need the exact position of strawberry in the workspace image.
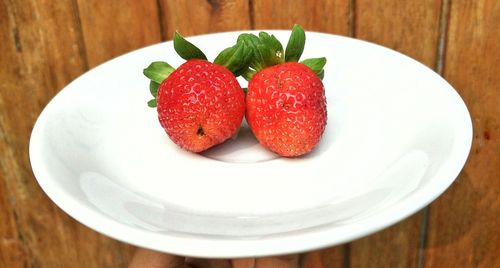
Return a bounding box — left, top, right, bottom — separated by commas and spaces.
239, 25, 327, 157
143, 32, 252, 152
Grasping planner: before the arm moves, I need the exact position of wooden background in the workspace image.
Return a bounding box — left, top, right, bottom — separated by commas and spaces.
0, 0, 498, 267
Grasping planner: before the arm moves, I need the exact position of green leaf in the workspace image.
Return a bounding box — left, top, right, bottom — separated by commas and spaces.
213, 46, 234, 65
258, 32, 284, 66
147, 99, 157, 107
301, 57, 326, 73
318, 69, 325, 80
233, 65, 251, 77
173, 31, 207, 60
238, 33, 265, 70
143, 61, 175, 84
237, 32, 285, 71
301, 57, 326, 79
240, 67, 257, 81
214, 41, 253, 75
149, 81, 160, 97
285, 24, 306, 62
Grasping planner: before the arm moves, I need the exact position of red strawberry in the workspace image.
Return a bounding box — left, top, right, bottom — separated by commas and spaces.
144, 32, 252, 152
239, 25, 327, 157
246, 62, 326, 156
157, 59, 245, 152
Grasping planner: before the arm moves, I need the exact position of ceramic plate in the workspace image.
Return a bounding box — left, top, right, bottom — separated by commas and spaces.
29, 31, 472, 258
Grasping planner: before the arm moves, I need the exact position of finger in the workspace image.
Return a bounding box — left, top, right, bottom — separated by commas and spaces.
185, 257, 232, 268
255, 255, 299, 268
232, 258, 255, 268
129, 248, 185, 268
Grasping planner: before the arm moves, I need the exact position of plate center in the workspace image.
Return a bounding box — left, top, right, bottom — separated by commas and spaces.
201, 121, 279, 163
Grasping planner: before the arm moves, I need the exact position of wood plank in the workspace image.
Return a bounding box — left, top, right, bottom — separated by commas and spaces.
0, 0, 86, 266
159, 0, 251, 39
0, 150, 31, 268
302, 246, 345, 268
340, 1, 443, 267
251, 0, 350, 35
350, 214, 423, 268
77, 0, 162, 67
0, 0, 135, 267
302, 214, 423, 268
355, 0, 442, 68
424, 0, 500, 267
0, 1, 29, 266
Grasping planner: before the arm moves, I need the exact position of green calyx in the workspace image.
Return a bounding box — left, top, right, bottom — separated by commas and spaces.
173, 32, 207, 61
237, 24, 326, 80
143, 31, 254, 108
143, 62, 174, 107
285, 24, 306, 62
300, 57, 327, 79
143, 25, 325, 108
237, 33, 284, 72
214, 38, 254, 76
143, 61, 175, 84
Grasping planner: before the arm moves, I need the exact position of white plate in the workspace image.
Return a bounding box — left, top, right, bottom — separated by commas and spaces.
29, 31, 472, 258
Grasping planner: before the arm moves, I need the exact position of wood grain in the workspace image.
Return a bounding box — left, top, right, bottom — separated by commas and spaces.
0, 0, 136, 267
424, 0, 500, 267
0, 1, 29, 266
355, 0, 442, 68
251, 0, 350, 35
77, 0, 162, 67
350, 214, 423, 268
0, 0, 87, 266
159, 0, 251, 39
302, 246, 345, 268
